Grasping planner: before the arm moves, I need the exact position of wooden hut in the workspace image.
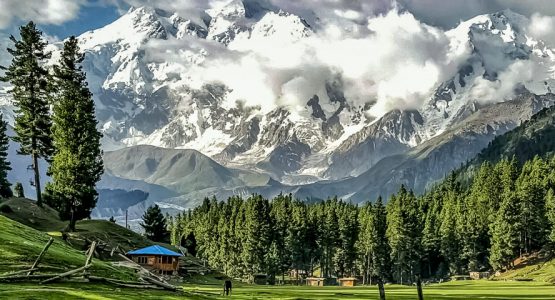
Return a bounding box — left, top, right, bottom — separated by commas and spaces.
127, 245, 182, 275
469, 272, 491, 280
306, 277, 326, 286
338, 277, 357, 287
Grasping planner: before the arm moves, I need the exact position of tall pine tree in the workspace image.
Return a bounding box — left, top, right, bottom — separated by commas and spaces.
0, 113, 12, 198
387, 186, 422, 284
489, 158, 521, 271
372, 197, 390, 300
545, 189, 555, 244
140, 204, 168, 242
0, 22, 53, 206
45, 36, 103, 231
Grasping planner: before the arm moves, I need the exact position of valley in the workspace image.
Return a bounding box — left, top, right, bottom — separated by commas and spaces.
2, 1, 555, 299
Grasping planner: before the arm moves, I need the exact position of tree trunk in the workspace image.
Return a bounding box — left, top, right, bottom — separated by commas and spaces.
69, 205, 76, 232
33, 152, 41, 206
28, 237, 53, 275
416, 275, 424, 300
40, 265, 91, 284
378, 278, 386, 300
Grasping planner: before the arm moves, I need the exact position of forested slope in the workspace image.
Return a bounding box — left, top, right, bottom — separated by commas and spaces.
471, 105, 555, 166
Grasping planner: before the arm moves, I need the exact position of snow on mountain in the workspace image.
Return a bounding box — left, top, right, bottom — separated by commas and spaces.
2, 3, 555, 209
44, 7, 555, 180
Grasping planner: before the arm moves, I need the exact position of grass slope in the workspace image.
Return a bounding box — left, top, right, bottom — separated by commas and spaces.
0, 197, 166, 253
0, 198, 66, 231
496, 252, 555, 283
0, 214, 134, 280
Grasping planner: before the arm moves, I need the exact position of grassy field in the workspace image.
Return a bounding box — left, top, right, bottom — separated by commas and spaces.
1, 280, 555, 300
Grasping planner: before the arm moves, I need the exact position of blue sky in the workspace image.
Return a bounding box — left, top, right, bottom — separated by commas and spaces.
42, 4, 122, 38
2, 0, 555, 41
0, 0, 126, 40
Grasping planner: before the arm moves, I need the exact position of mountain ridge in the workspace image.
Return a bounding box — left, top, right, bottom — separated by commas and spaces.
3, 4, 555, 217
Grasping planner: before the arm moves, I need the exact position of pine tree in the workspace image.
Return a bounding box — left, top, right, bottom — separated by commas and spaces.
516, 157, 549, 254
0, 22, 53, 206
357, 202, 375, 284
270, 194, 292, 282
289, 200, 309, 283
438, 175, 463, 275
320, 198, 340, 278
0, 113, 12, 198
387, 186, 422, 284
545, 189, 555, 244
14, 182, 24, 198
241, 195, 271, 283
489, 192, 521, 271
463, 162, 500, 272
372, 197, 390, 300
45, 36, 103, 231
140, 204, 168, 242
421, 188, 442, 277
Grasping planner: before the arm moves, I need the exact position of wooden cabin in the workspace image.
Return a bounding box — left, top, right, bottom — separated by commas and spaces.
127, 245, 182, 275
306, 277, 326, 286
469, 272, 491, 280
338, 277, 357, 287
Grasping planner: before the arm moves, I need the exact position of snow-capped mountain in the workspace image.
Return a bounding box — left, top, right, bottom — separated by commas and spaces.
2, 2, 555, 218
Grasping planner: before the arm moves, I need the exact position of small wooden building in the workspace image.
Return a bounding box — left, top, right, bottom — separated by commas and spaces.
338, 277, 357, 287
306, 277, 326, 286
127, 245, 182, 275
469, 271, 491, 280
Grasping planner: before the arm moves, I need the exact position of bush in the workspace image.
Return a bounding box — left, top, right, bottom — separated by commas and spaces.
0, 204, 13, 213
14, 182, 24, 198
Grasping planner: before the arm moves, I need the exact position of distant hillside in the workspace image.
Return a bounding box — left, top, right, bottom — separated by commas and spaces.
471, 105, 555, 166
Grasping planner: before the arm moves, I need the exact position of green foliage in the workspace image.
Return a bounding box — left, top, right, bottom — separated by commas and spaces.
140, 204, 168, 242
546, 189, 555, 244
0, 113, 12, 198
386, 186, 422, 284
0, 204, 13, 213
0, 22, 54, 206
489, 192, 521, 271
14, 182, 24, 198
44, 36, 103, 231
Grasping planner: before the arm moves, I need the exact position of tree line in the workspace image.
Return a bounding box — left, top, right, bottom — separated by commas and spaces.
166, 155, 555, 285
0, 22, 103, 231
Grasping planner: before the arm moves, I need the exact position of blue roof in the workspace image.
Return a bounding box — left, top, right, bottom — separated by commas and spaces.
127, 245, 182, 257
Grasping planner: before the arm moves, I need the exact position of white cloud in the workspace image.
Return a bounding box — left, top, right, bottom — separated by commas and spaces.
0, 0, 86, 29
528, 13, 555, 47
398, 0, 555, 28
141, 8, 466, 117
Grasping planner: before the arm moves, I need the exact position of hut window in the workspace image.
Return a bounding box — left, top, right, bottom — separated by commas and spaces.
138, 256, 147, 264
